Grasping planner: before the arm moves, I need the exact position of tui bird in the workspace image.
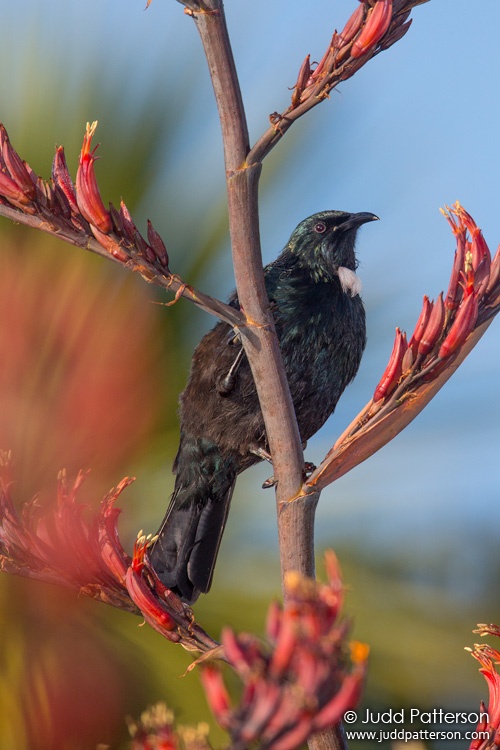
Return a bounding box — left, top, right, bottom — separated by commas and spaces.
149, 210, 378, 603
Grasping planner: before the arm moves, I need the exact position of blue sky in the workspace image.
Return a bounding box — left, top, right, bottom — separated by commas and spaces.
2, 1, 500, 597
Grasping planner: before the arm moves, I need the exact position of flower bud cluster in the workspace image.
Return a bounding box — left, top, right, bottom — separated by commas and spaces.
372, 203, 500, 405
288, 1, 417, 113
0, 460, 218, 654
201, 552, 368, 750
0, 122, 170, 273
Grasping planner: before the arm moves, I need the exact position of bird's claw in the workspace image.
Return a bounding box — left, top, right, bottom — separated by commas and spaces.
303, 461, 316, 477
262, 461, 316, 490
262, 474, 277, 489
250, 445, 273, 463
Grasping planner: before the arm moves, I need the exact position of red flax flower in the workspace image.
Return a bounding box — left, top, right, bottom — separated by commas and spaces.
201, 552, 368, 750
467, 624, 500, 749
305, 202, 500, 491
0, 456, 218, 654
76, 121, 113, 234
0, 121, 241, 324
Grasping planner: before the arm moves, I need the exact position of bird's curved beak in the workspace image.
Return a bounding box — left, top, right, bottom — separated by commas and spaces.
337, 212, 379, 232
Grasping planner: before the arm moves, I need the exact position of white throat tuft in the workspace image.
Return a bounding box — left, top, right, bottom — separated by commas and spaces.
337, 266, 362, 297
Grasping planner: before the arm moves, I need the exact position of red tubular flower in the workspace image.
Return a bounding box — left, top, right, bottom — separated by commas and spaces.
417, 292, 445, 357
455, 204, 492, 297
470, 227, 491, 298
408, 296, 432, 355
373, 327, 407, 402
201, 553, 368, 750
351, 0, 393, 58
445, 224, 467, 312
76, 121, 112, 234
338, 3, 365, 48
200, 666, 232, 727
438, 291, 478, 359
126, 564, 178, 638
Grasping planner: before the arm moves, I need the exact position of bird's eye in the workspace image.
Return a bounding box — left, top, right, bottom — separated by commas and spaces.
314, 221, 327, 233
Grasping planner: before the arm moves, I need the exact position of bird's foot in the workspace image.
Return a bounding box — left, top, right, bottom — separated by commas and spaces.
249, 445, 276, 488
250, 445, 273, 463
262, 461, 316, 490
262, 474, 277, 489
303, 461, 316, 478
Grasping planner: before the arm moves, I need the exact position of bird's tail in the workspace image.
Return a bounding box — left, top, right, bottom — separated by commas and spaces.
148, 437, 237, 603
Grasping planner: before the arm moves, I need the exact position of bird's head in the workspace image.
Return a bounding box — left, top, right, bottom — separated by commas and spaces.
287, 210, 378, 294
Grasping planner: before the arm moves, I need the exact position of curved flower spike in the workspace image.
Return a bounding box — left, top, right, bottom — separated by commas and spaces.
0, 459, 218, 654
305, 202, 500, 493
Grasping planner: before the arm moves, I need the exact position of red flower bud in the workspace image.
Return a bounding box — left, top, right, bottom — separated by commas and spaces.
269, 614, 297, 678
378, 17, 412, 52
445, 226, 467, 312
76, 121, 112, 233
454, 203, 491, 297
201, 666, 232, 726
147, 220, 169, 267
438, 292, 478, 359
222, 627, 254, 674
470, 228, 491, 298
338, 3, 365, 47
373, 327, 407, 402
418, 292, 445, 356
292, 54, 311, 107
351, 0, 393, 58
485, 244, 500, 298
266, 599, 282, 642
308, 39, 334, 85
119, 200, 137, 241
314, 661, 366, 730
0, 169, 31, 207
125, 566, 177, 634
52, 146, 79, 215
408, 295, 432, 354
0, 123, 36, 200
